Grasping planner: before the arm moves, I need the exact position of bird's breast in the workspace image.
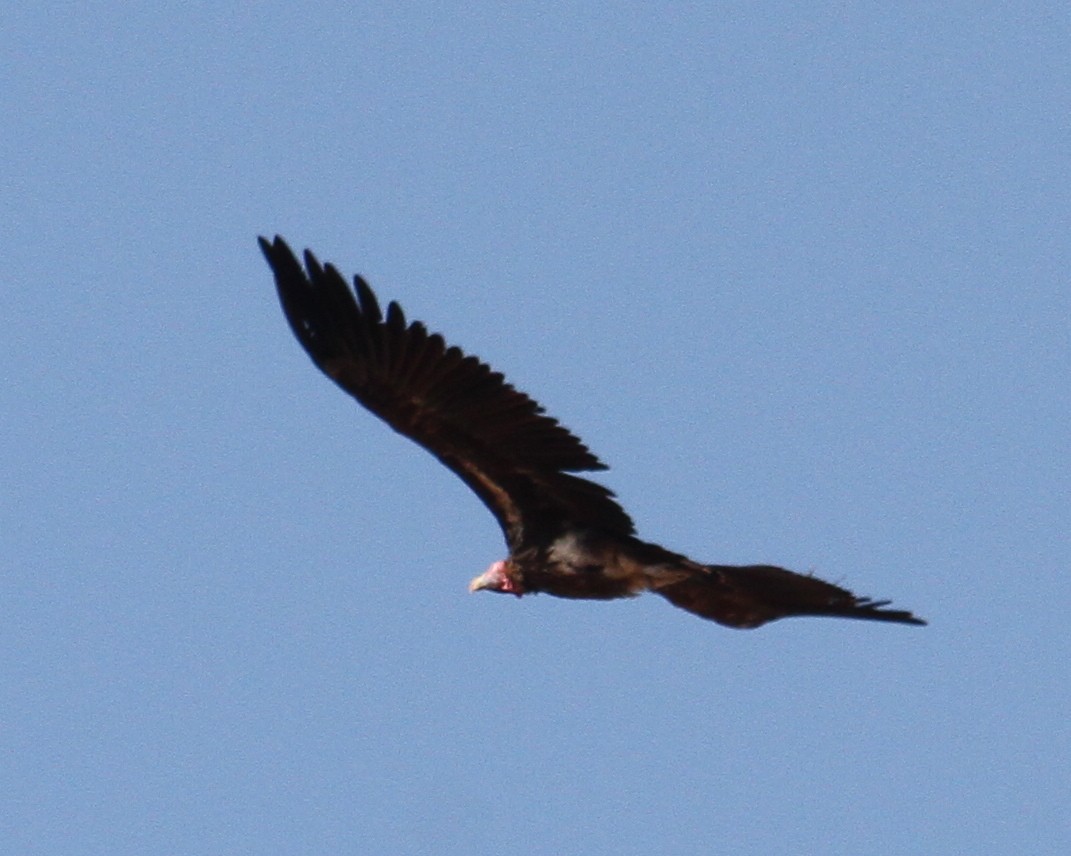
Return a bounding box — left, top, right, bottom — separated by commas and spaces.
520, 530, 667, 600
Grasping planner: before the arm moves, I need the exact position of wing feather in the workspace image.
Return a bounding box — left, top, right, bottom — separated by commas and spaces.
656, 564, 927, 628
260, 236, 635, 545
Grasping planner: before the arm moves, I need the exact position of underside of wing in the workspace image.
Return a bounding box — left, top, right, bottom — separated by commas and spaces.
656, 563, 927, 628
260, 236, 635, 545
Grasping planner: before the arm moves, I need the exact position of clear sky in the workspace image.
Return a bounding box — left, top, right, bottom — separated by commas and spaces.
4, 3, 1068, 854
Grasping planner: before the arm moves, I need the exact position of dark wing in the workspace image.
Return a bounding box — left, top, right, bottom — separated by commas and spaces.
656, 563, 926, 628
260, 236, 634, 548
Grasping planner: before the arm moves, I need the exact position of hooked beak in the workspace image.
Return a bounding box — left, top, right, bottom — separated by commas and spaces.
467, 561, 521, 596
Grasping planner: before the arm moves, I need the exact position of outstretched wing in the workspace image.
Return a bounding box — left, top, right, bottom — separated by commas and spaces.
260, 236, 634, 548
655, 563, 927, 628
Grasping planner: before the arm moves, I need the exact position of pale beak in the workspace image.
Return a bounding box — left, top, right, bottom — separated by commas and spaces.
468, 572, 493, 593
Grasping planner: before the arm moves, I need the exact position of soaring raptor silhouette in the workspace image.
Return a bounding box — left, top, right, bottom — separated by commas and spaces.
261, 236, 924, 629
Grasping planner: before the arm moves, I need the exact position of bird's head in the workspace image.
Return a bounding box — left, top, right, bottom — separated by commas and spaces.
469, 560, 524, 597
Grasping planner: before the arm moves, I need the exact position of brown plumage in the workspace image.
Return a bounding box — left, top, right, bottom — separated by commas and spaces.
261, 235, 925, 629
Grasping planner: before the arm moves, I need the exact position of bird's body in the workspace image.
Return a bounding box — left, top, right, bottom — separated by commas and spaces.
260, 235, 924, 629
476, 529, 688, 600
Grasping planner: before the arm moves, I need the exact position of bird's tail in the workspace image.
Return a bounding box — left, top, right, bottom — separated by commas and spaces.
656, 564, 926, 629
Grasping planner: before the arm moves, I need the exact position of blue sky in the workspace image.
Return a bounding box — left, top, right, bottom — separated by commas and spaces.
4, 3, 1068, 854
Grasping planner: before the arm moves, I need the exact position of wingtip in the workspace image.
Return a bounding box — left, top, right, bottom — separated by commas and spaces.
258, 234, 291, 262
867, 607, 928, 627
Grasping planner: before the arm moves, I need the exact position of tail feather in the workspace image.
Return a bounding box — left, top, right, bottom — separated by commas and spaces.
656, 564, 926, 629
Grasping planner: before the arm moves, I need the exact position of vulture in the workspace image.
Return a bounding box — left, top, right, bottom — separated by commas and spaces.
260, 236, 925, 629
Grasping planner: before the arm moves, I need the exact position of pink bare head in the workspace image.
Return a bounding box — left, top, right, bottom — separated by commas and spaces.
468, 560, 524, 596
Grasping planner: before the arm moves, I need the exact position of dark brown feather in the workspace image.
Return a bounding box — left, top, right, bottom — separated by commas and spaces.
657, 564, 927, 628
259, 236, 634, 546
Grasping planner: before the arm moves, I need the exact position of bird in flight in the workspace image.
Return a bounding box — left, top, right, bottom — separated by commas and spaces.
260, 236, 924, 629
